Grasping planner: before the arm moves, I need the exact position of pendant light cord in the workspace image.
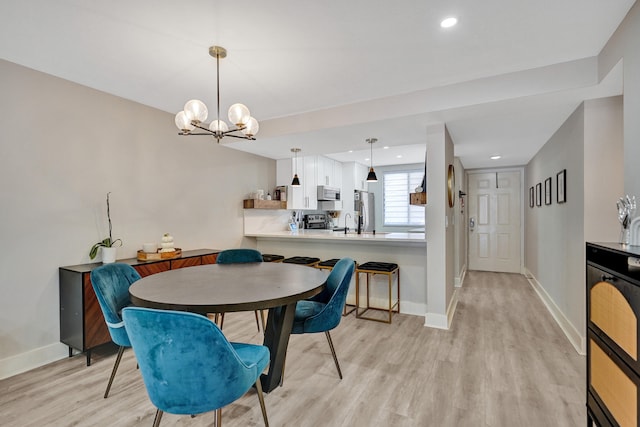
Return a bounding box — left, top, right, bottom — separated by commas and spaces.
216, 52, 221, 125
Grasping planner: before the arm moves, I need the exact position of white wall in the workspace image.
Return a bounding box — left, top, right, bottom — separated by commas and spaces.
599, 2, 640, 197
425, 124, 457, 329
0, 60, 276, 378
524, 96, 623, 352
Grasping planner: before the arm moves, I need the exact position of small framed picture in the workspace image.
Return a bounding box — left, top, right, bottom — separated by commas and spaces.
545, 177, 552, 205
557, 169, 566, 203
288, 222, 298, 232
529, 186, 534, 208
536, 183, 542, 207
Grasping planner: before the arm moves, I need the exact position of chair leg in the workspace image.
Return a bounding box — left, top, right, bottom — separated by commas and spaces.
259, 310, 266, 333
152, 409, 163, 427
214, 408, 222, 427
324, 331, 343, 379
279, 356, 286, 387
254, 310, 261, 331
255, 379, 269, 427
104, 345, 125, 398
219, 313, 225, 330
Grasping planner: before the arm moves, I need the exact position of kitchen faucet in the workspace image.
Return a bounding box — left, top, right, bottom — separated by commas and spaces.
344, 213, 352, 234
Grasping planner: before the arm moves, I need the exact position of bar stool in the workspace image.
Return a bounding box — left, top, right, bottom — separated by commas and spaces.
262, 254, 285, 263
355, 262, 400, 323
315, 259, 357, 316
282, 256, 320, 267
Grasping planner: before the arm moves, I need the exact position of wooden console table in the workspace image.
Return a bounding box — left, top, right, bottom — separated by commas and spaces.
59, 248, 220, 365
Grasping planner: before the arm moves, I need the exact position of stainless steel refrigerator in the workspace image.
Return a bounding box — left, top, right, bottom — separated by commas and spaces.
354, 190, 375, 232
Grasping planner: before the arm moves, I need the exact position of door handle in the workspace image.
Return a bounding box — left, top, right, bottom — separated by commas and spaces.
469, 217, 475, 231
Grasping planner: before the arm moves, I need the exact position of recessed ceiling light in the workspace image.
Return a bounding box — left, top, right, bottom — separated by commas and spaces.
440, 17, 458, 28
383, 146, 389, 149
490, 155, 502, 160
396, 155, 403, 158
348, 150, 353, 153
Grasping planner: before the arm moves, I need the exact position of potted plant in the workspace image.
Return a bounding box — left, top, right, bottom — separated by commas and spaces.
89, 192, 123, 263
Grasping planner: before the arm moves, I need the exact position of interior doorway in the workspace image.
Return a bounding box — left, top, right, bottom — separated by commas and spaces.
467, 170, 522, 273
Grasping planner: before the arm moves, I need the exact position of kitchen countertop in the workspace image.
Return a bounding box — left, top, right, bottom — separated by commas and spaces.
245, 229, 426, 245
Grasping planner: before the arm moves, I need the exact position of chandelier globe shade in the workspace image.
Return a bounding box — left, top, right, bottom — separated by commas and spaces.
175, 111, 195, 133
174, 46, 258, 142
184, 99, 208, 124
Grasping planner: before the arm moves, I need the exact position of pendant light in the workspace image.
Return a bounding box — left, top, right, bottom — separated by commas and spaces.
291, 148, 301, 186
366, 138, 378, 182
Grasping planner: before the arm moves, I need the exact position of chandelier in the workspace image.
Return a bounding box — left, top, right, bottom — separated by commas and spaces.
174, 46, 259, 141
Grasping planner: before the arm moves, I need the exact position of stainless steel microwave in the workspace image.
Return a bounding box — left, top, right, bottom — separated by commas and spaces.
317, 185, 341, 201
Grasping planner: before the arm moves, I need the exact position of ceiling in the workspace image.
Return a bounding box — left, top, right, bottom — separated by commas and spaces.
0, 1, 634, 169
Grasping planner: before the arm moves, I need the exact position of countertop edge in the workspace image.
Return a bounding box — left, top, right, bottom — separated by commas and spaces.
245, 231, 426, 245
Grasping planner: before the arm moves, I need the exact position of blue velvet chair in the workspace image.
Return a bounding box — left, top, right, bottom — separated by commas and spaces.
216, 248, 265, 331
290, 257, 355, 379
90, 263, 141, 398
122, 307, 270, 427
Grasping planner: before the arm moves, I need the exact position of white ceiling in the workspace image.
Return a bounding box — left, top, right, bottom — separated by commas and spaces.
0, 0, 634, 169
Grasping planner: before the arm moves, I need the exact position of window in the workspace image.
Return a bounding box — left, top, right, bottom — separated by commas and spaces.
383, 170, 425, 226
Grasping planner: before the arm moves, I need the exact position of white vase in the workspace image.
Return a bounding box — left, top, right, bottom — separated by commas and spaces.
101, 246, 118, 264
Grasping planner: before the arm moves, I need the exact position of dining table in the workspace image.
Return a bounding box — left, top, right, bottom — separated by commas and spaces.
128, 261, 328, 392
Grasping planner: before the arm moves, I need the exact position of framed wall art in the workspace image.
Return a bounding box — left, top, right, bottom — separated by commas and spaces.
545, 177, 552, 205
536, 182, 542, 207
529, 186, 534, 208
557, 169, 566, 203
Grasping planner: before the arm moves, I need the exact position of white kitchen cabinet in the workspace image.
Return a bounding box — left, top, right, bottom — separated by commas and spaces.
277, 155, 344, 210
303, 156, 317, 209
342, 161, 368, 192
354, 162, 369, 191
317, 156, 336, 187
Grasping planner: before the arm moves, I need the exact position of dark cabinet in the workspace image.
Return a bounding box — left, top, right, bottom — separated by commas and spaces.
586, 242, 640, 427
59, 249, 219, 365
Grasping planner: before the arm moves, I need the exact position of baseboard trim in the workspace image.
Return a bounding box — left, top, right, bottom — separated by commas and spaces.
424, 289, 459, 330
0, 342, 69, 380
524, 268, 586, 355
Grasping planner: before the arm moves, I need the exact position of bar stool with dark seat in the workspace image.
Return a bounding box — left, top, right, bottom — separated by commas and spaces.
282, 256, 320, 267
262, 254, 285, 263
355, 261, 400, 323
316, 258, 357, 316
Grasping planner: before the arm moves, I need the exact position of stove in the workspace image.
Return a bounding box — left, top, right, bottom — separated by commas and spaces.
303, 214, 328, 229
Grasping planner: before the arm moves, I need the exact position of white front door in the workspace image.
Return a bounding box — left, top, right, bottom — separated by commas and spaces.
468, 171, 521, 273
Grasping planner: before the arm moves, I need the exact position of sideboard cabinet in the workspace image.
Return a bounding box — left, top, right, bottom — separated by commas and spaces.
586, 242, 640, 427
59, 249, 219, 365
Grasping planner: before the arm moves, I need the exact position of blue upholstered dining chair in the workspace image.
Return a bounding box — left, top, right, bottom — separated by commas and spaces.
290, 257, 355, 379
216, 248, 265, 331
90, 263, 141, 398
122, 307, 270, 427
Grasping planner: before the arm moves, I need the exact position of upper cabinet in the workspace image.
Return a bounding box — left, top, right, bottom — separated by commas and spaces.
302, 156, 317, 210
317, 156, 342, 188
277, 155, 334, 210
343, 161, 368, 192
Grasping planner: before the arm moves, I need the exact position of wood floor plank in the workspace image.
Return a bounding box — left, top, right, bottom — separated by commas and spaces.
0, 271, 585, 426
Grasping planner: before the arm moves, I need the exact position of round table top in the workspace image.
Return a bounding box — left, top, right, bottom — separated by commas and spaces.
129, 262, 328, 314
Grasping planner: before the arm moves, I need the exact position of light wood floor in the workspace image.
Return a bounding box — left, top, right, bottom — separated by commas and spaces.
0, 271, 585, 426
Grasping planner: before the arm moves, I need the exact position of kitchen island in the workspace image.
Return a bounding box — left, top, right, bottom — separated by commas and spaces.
244, 229, 427, 316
